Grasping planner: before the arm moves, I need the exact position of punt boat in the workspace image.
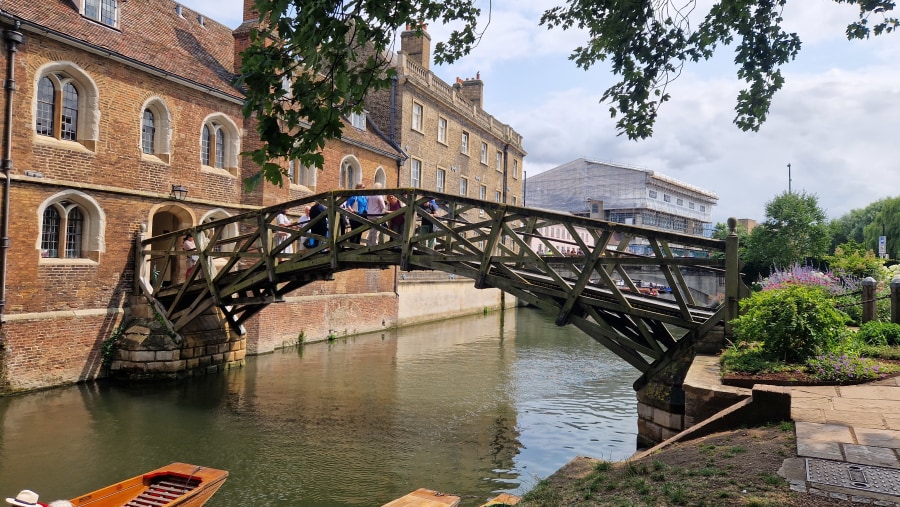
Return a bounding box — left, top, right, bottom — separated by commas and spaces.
68, 462, 228, 507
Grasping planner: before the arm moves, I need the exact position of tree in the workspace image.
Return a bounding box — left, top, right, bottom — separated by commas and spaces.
741, 191, 831, 280
862, 196, 900, 261
239, 1, 898, 187
829, 198, 889, 252
540, 0, 897, 139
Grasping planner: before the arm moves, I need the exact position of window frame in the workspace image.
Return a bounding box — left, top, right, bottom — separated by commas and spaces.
412, 101, 424, 132
459, 177, 468, 197
350, 110, 366, 130
83, 0, 118, 27
437, 116, 448, 144
37, 190, 105, 262
480, 142, 488, 164
496, 151, 503, 172
436, 167, 446, 193
199, 115, 240, 176
410, 158, 422, 188
461, 131, 469, 155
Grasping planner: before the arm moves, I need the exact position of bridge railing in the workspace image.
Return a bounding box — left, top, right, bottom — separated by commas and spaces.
137, 189, 742, 373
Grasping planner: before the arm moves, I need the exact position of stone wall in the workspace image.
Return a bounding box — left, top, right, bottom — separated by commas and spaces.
397, 271, 513, 326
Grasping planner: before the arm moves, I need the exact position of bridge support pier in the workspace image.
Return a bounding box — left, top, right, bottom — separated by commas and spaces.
635, 325, 727, 448
109, 297, 245, 380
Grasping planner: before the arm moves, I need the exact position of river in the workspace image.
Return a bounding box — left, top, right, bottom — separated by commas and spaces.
0, 306, 638, 506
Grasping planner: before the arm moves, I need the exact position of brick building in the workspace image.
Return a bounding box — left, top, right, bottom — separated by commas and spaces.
365, 27, 527, 208
0, 0, 408, 393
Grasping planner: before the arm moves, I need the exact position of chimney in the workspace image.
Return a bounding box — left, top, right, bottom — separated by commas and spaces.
243, 0, 259, 22
457, 73, 483, 109
400, 24, 431, 70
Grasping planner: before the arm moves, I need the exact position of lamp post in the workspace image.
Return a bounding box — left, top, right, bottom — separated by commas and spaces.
170, 184, 188, 201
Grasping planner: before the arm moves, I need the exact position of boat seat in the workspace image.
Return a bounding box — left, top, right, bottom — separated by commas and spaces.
123, 479, 197, 507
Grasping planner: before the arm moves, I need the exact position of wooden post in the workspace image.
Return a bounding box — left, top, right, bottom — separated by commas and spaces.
724, 217, 740, 338
862, 277, 877, 323
891, 277, 900, 324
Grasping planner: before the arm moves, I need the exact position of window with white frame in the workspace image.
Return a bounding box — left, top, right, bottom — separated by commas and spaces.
649, 190, 657, 199
480, 185, 486, 200
700, 205, 706, 212
288, 159, 317, 188
689, 202, 696, 209
677, 198, 684, 206
140, 98, 172, 162
83, 0, 117, 27
412, 102, 423, 132
511, 195, 517, 205
38, 191, 104, 260
374, 167, 386, 187
437, 117, 447, 143
200, 115, 240, 175
459, 177, 468, 196
340, 157, 361, 188
480, 142, 488, 164
350, 110, 366, 130
436, 168, 446, 193
663, 194, 671, 203
461, 131, 469, 154
410, 158, 421, 188
494, 190, 501, 202
35, 64, 101, 150
496, 151, 503, 171
513, 160, 518, 179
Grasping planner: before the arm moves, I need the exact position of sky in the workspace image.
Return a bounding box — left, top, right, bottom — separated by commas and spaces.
178, 0, 900, 225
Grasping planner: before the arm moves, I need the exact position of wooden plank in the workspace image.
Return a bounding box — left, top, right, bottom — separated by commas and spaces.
381, 488, 460, 507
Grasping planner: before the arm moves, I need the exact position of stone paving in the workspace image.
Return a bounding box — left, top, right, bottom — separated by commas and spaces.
786, 376, 900, 504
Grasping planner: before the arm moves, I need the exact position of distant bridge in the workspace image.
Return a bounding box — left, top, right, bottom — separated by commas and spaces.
137, 189, 744, 384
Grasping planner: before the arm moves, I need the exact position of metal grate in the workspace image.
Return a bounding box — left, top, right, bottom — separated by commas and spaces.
807, 458, 900, 495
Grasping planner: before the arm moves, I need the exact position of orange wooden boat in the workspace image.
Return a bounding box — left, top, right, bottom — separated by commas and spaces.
69, 463, 228, 507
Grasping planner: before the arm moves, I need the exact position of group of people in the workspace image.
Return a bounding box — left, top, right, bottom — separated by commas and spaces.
6, 489, 72, 507
271, 184, 439, 251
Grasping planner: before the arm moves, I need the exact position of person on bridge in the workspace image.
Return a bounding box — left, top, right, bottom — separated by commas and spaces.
345, 184, 368, 245
275, 208, 294, 254
307, 202, 327, 249
386, 194, 404, 237
183, 234, 198, 278
367, 183, 386, 246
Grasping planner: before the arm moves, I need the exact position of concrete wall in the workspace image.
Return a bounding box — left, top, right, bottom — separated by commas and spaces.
397, 272, 513, 326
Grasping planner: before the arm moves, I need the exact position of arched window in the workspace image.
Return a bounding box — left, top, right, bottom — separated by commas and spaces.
34, 64, 100, 150
36, 77, 80, 141
38, 191, 105, 261
36, 77, 55, 136
374, 167, 386, 187
340, 156, 361, 189
41, 201, 85, 258
141, 109, 155, 154
139, 98, 172, 162
200, 115, 240, 176
201, 125, 211, 166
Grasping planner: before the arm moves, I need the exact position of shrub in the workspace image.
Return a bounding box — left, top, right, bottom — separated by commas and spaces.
856, 321, 900, 346
730, 284, 849, 363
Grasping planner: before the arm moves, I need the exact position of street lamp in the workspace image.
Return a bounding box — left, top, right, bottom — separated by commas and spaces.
170, 184, 188, 201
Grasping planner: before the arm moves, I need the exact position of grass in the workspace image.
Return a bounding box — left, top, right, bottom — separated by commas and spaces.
518, 423, 819, 507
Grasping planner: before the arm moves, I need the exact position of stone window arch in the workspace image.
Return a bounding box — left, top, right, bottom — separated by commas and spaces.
34, 62, 100, 151
200, 114, 240, 176
373, 167, 386, 187
140, 97, 172, 163
36, 190, 106, 261
339, 155, 362, 189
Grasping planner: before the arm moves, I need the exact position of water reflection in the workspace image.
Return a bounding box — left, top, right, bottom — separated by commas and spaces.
0, 307, 637, 506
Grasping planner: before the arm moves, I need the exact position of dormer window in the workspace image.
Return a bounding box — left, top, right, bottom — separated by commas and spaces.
350, 111, 366, 130
83, 0, 117, 27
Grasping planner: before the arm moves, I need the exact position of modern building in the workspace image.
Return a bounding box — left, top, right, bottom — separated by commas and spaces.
526, 158, 718, 239
365, 26, 526, 208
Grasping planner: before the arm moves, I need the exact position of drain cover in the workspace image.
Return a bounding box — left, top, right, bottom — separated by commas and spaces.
807, 458, 900, 495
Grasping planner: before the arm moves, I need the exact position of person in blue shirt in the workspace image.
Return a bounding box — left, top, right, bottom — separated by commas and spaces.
345, 183, 369, 245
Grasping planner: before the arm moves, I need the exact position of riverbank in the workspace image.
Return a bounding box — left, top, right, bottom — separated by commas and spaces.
520, 355, 900, 506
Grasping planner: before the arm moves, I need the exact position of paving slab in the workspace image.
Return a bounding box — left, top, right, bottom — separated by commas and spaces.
839, 386, 900, 401
792, 407, 827, 423
796, 422, 854, 443
842, 444, 900, 468
825, 410, 892, 428
797, 440, 845, 461
856, 428, 900, 449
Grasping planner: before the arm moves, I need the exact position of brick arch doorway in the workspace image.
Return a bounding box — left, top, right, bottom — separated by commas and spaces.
148, 204, 195, 286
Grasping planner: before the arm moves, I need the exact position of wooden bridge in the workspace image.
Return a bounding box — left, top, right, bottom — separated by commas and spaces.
136, 189, 744, 382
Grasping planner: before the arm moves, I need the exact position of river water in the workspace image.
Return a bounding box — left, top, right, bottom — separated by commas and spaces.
0, 307, 638, 506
